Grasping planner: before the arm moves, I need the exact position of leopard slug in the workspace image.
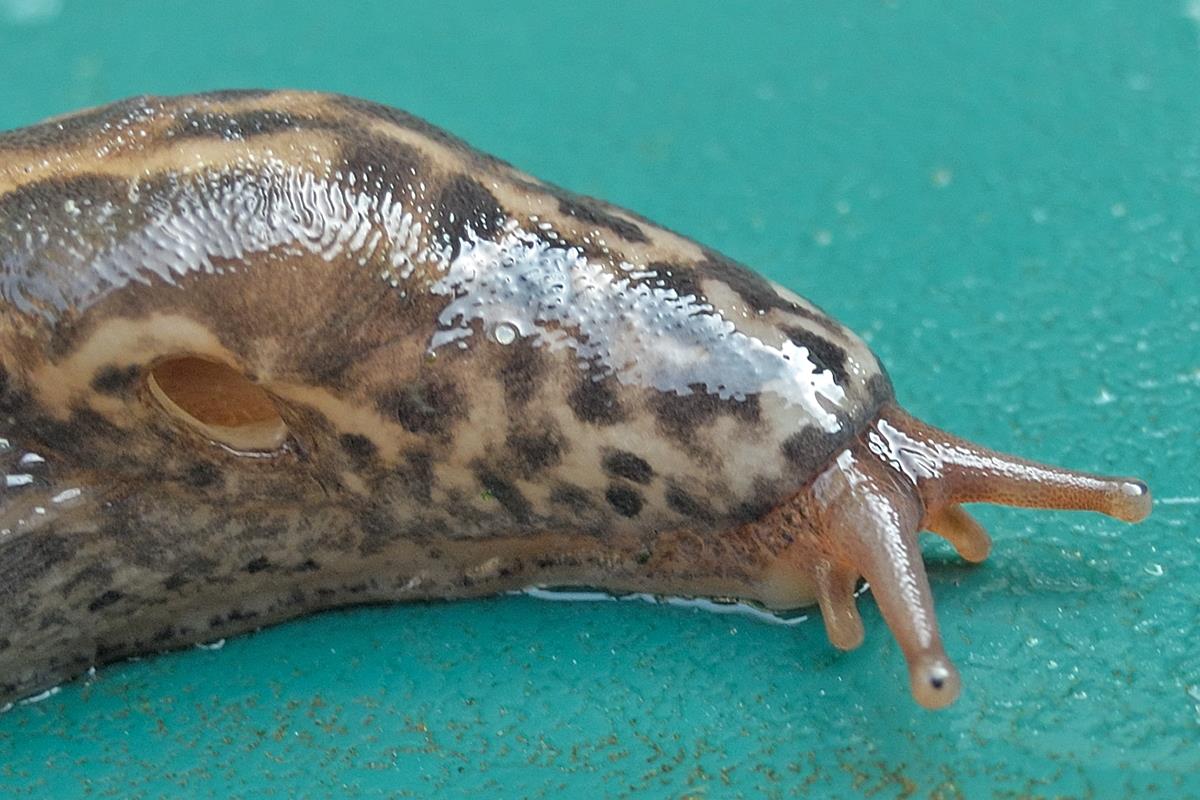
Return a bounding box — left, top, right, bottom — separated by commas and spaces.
0, 91, 1151, 709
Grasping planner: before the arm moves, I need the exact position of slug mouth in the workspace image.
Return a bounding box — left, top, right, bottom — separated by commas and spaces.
780, 404, 1150, 710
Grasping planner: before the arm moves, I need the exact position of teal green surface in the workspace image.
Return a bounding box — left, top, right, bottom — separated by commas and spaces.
1, 1, 1197, 797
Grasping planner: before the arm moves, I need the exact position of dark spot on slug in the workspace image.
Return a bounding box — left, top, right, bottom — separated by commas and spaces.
732, 477, 786, 524
651, 385, 760, 444
602, 451, 654, 484
173, 109, 310, 140
0, 534, 69, 600
665, 484, 715, 521
568, 374, 625, 426
377, 378, 466, 437
557, 195, 649, 244
163, 573, 189, 592
781, 425, 846, 477
358, 504, 400, 555
550, 482, 593, 514
695, 251, 798, 314
184, 462, 222, 489
505, 423, 565, 477
497, 339, 547, 408
867, 372, 894, 407
245, 556, 271, 574
436, 175, 504, 251
648, 261, 703, 301
0, 96, 157, 152
332, 95, 505, 166
87, 590, 124, 613
339, 433, 377, 466
91, 364, 142, 395
605, 484, 643, 518
476, 467, 532, 523
339, 133, 426, 190
402, 449, 435, 502
296, 559, 321, 573
780, 326, 849, 385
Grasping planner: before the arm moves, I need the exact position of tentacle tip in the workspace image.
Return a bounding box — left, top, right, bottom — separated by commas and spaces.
909, 655, 961, 710
1111, 479, 1151, 523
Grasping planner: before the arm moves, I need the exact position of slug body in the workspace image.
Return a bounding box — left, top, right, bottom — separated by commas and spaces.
0, 92, 1150, 709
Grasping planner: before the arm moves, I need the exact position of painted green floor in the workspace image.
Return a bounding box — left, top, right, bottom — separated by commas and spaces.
1, 1, 1197, 797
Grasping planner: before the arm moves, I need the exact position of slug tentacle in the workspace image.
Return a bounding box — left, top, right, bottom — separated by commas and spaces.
809, 443, 961, 709
924, 505, 991, 563
870, 406, 1152, 524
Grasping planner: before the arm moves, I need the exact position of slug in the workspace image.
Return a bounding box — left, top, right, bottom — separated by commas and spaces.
0, 91, 1151, 710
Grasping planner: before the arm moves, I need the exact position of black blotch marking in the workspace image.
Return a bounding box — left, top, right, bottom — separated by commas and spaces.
666, 484, 715, 522
695, 251, 799, 314
0, 96, 157, 151
557, 196, 649, 244
602, 451, 654, 485
648, 261, 703, 301
245, 556, 271, 574
339, 133, 426, 188
87, 590, 124, 613
184, 462, 222, 489
568, 374, 625, 426
358, 504, 399, 555
506, 423, 564, 478
605, 484, 643, 518
476, 467, 532, 523
780, 326, 849, 385
163, 573, 189, 592
333, 95, 498, 161
436, 175, 503, 253
498, 340, 547, 407
91, 364, 141, 395
0, 534, 68, 600
297, 559, 321, 572
651, 385, 760, 444
402, 449, 434, 502
173, 109, 312, 140
733, 477, 785, 524
339, 433, 377, 467
377, 378, 466, 437
781, 425, 847, 477
549, 483, 593, 514
867, 372, 894, 407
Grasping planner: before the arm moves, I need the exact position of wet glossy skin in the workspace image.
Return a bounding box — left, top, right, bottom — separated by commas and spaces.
0, 92, 1151, 709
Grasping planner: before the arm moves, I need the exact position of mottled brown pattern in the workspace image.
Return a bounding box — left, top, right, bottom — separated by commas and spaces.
0, 90, 898, 707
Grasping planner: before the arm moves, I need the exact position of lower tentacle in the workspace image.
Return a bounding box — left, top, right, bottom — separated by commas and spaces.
810, 449, 961, 709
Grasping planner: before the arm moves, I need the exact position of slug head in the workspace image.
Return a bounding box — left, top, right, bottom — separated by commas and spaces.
763, 403, 1150, 709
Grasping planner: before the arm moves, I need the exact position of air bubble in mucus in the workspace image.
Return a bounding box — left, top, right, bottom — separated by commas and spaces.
494, 322, 517, 345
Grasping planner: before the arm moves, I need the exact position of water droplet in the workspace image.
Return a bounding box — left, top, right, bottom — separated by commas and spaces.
494, 322, 517, 345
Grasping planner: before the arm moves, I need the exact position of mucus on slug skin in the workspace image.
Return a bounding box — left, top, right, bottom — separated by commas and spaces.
0, 91, 1151, 710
